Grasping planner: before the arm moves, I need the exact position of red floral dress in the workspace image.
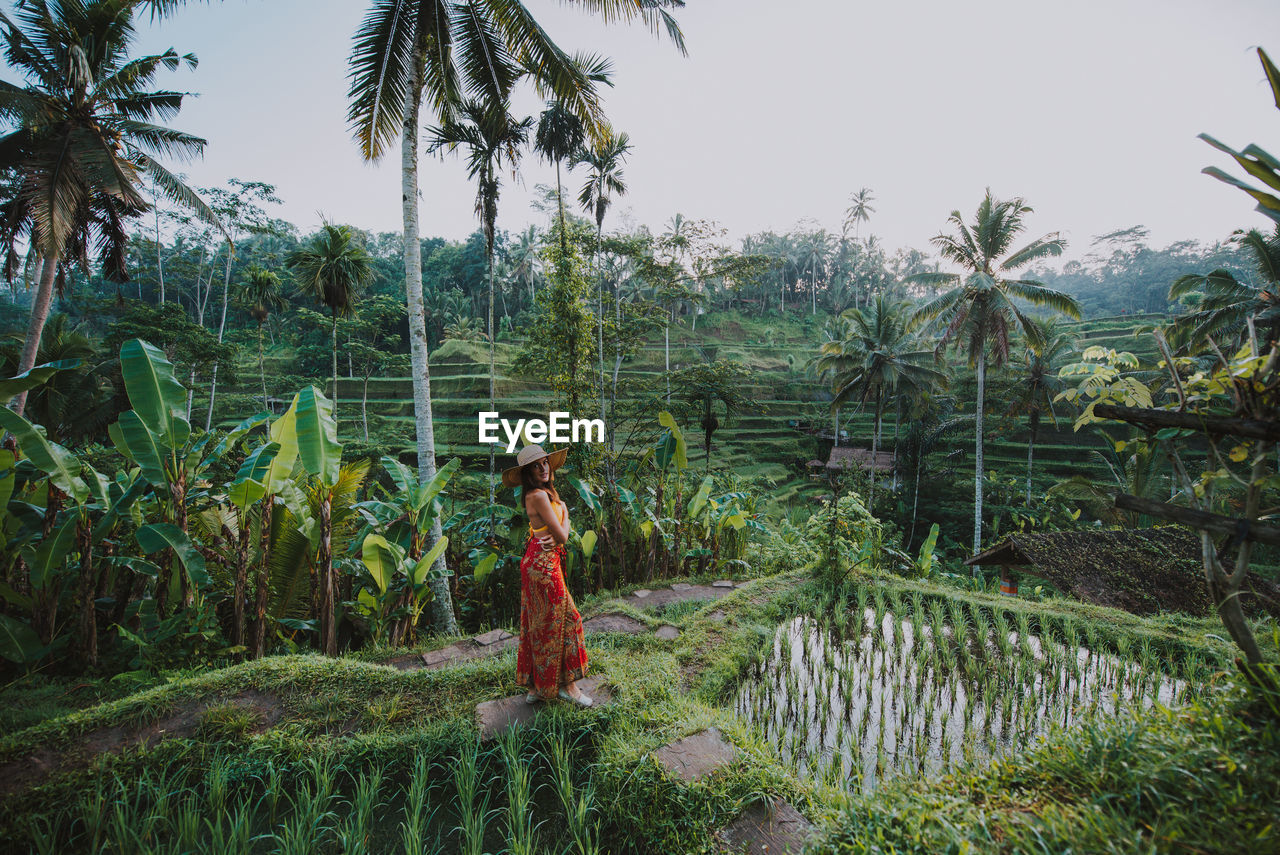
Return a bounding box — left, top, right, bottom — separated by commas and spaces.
516, 498, 589, 699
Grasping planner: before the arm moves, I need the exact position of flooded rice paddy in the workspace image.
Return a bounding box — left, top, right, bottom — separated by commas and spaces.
736, 589, 1189, 794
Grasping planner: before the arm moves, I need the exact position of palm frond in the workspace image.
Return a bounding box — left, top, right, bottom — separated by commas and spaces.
140, 156, 225, 238
346, 0, 419, 161
1000, 234, 1066, 271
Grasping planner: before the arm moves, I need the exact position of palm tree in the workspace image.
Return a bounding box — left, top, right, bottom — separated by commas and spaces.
815, 295, 944, 503
236, 264, 286, 411
1006, 318, 1076, 506
798, 230, 831, 315
1167, 226, 1280, 352
844, 187, 876, 241
908, 190, 1079, 555
510, 225, 543, 309
428, 97, 533, 506
0, 0, 220, 416
347, 0, 683, 635
534, 99, 583, 244
287, 224, 373, 415
573, 123, 631, 427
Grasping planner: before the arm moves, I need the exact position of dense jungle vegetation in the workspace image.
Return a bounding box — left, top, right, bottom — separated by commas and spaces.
0, 1, 1277, 853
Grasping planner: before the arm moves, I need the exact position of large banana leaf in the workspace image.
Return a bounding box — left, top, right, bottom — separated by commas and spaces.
90, 475, 147, 543
0, 613, 45, 664
0, 359, 79, 402
112, 410, 169, 489
136, 523, 211, 590
264, 395, 300, 494
0, 451, 14, 515
686, 475, 714, 519
0, 408, 88, 504
296, 386, 340, 485
411, 536, 449, 586
201, 412, 272, 472
228, 441, 281, 511
382, 455, 417, 494
120, 339, 189, 451
656, 410, 688, 471
24, 516, 78, 590
414, 457, 460, 513
361, 533, 403, 594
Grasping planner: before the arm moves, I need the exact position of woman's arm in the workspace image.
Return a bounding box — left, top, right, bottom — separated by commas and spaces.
526, 490, 570, 545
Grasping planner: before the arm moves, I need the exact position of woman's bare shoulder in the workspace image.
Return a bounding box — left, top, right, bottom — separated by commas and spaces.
524, 488, 552, 512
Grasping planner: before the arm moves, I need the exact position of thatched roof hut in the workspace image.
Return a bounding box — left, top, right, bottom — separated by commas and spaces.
966, 527, 1280, 617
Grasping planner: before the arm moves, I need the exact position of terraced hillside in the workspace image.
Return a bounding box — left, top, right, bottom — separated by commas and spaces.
215, 311, 1171, 521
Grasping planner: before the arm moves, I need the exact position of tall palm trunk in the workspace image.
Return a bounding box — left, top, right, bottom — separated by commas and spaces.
205, 242, 234, 431
869, 388, 882, 504
258, 322, 268, 411
664, 313, 671, 403
487, 243, 496, 508
331, 308, 339, 415
973, 343, 986, 559
155, 202, 165, 304
402, 56, 457, 634
1026, 409, 1039, 507
11, 255, 57, 416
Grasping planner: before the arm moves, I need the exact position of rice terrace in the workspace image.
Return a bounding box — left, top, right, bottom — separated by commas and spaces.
0, 1, 1278, 853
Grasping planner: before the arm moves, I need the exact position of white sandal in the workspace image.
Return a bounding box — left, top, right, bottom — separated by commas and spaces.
558, 688, 593, 708
525, 692, 541, 704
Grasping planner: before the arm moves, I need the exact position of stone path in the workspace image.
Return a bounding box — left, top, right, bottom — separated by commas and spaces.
715, 797, 814, 854
621, 580, 746, 611
647, 726, 812, 853
653, 726, 738, 781
476, 676, 614, 740
391, 580, 744, 673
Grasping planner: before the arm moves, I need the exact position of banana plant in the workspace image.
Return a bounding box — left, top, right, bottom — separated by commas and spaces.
682, 476, 748, 575
0, 407, 145, 666
108, 339, 270, 616
353, 455, 458, 646
356, 531, 449, 646
292, 386, 342, 654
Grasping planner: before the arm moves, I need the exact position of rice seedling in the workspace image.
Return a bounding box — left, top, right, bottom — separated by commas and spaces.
501, 730, 539, 855
454, 741, 491, 855
400, 754, 439, 855
336, 768, 383, 855
204, 798, 256, 855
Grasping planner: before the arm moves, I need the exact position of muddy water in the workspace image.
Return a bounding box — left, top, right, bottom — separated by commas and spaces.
735, 610, 1186, 794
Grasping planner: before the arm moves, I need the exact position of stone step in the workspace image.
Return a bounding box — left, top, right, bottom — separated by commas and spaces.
715, 798, 814, 854
653, 727, 739, 782
476, 676, 613, 740
620, 581, 745, 610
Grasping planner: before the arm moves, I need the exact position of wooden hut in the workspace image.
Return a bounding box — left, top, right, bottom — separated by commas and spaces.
965, 527, 1280, 617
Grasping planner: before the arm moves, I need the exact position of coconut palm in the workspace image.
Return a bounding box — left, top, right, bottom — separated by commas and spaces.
347, 1, 683, 634
535, 99, 584, 243
573, 123, 631, 426
1006, 317, 1076, 506
1167, 226, 1280, 352
287, 224, 373, 415
844, 187, 875, 241
814, 295, 945, 503
0, 0, 220, 416
236, 264, 286, 411
427, 97, 533, 506
907, 190, 1079, 555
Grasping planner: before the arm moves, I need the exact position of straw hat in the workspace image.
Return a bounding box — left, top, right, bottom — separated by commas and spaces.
501, 444, 568, 488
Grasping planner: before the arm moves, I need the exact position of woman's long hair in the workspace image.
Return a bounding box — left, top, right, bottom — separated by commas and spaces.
520, 462, 561, 507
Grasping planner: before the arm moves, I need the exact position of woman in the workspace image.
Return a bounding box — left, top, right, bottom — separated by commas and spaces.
502, 444, 592, 707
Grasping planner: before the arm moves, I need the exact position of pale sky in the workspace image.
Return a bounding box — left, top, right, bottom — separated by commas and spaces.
7, 0, 1280, 262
